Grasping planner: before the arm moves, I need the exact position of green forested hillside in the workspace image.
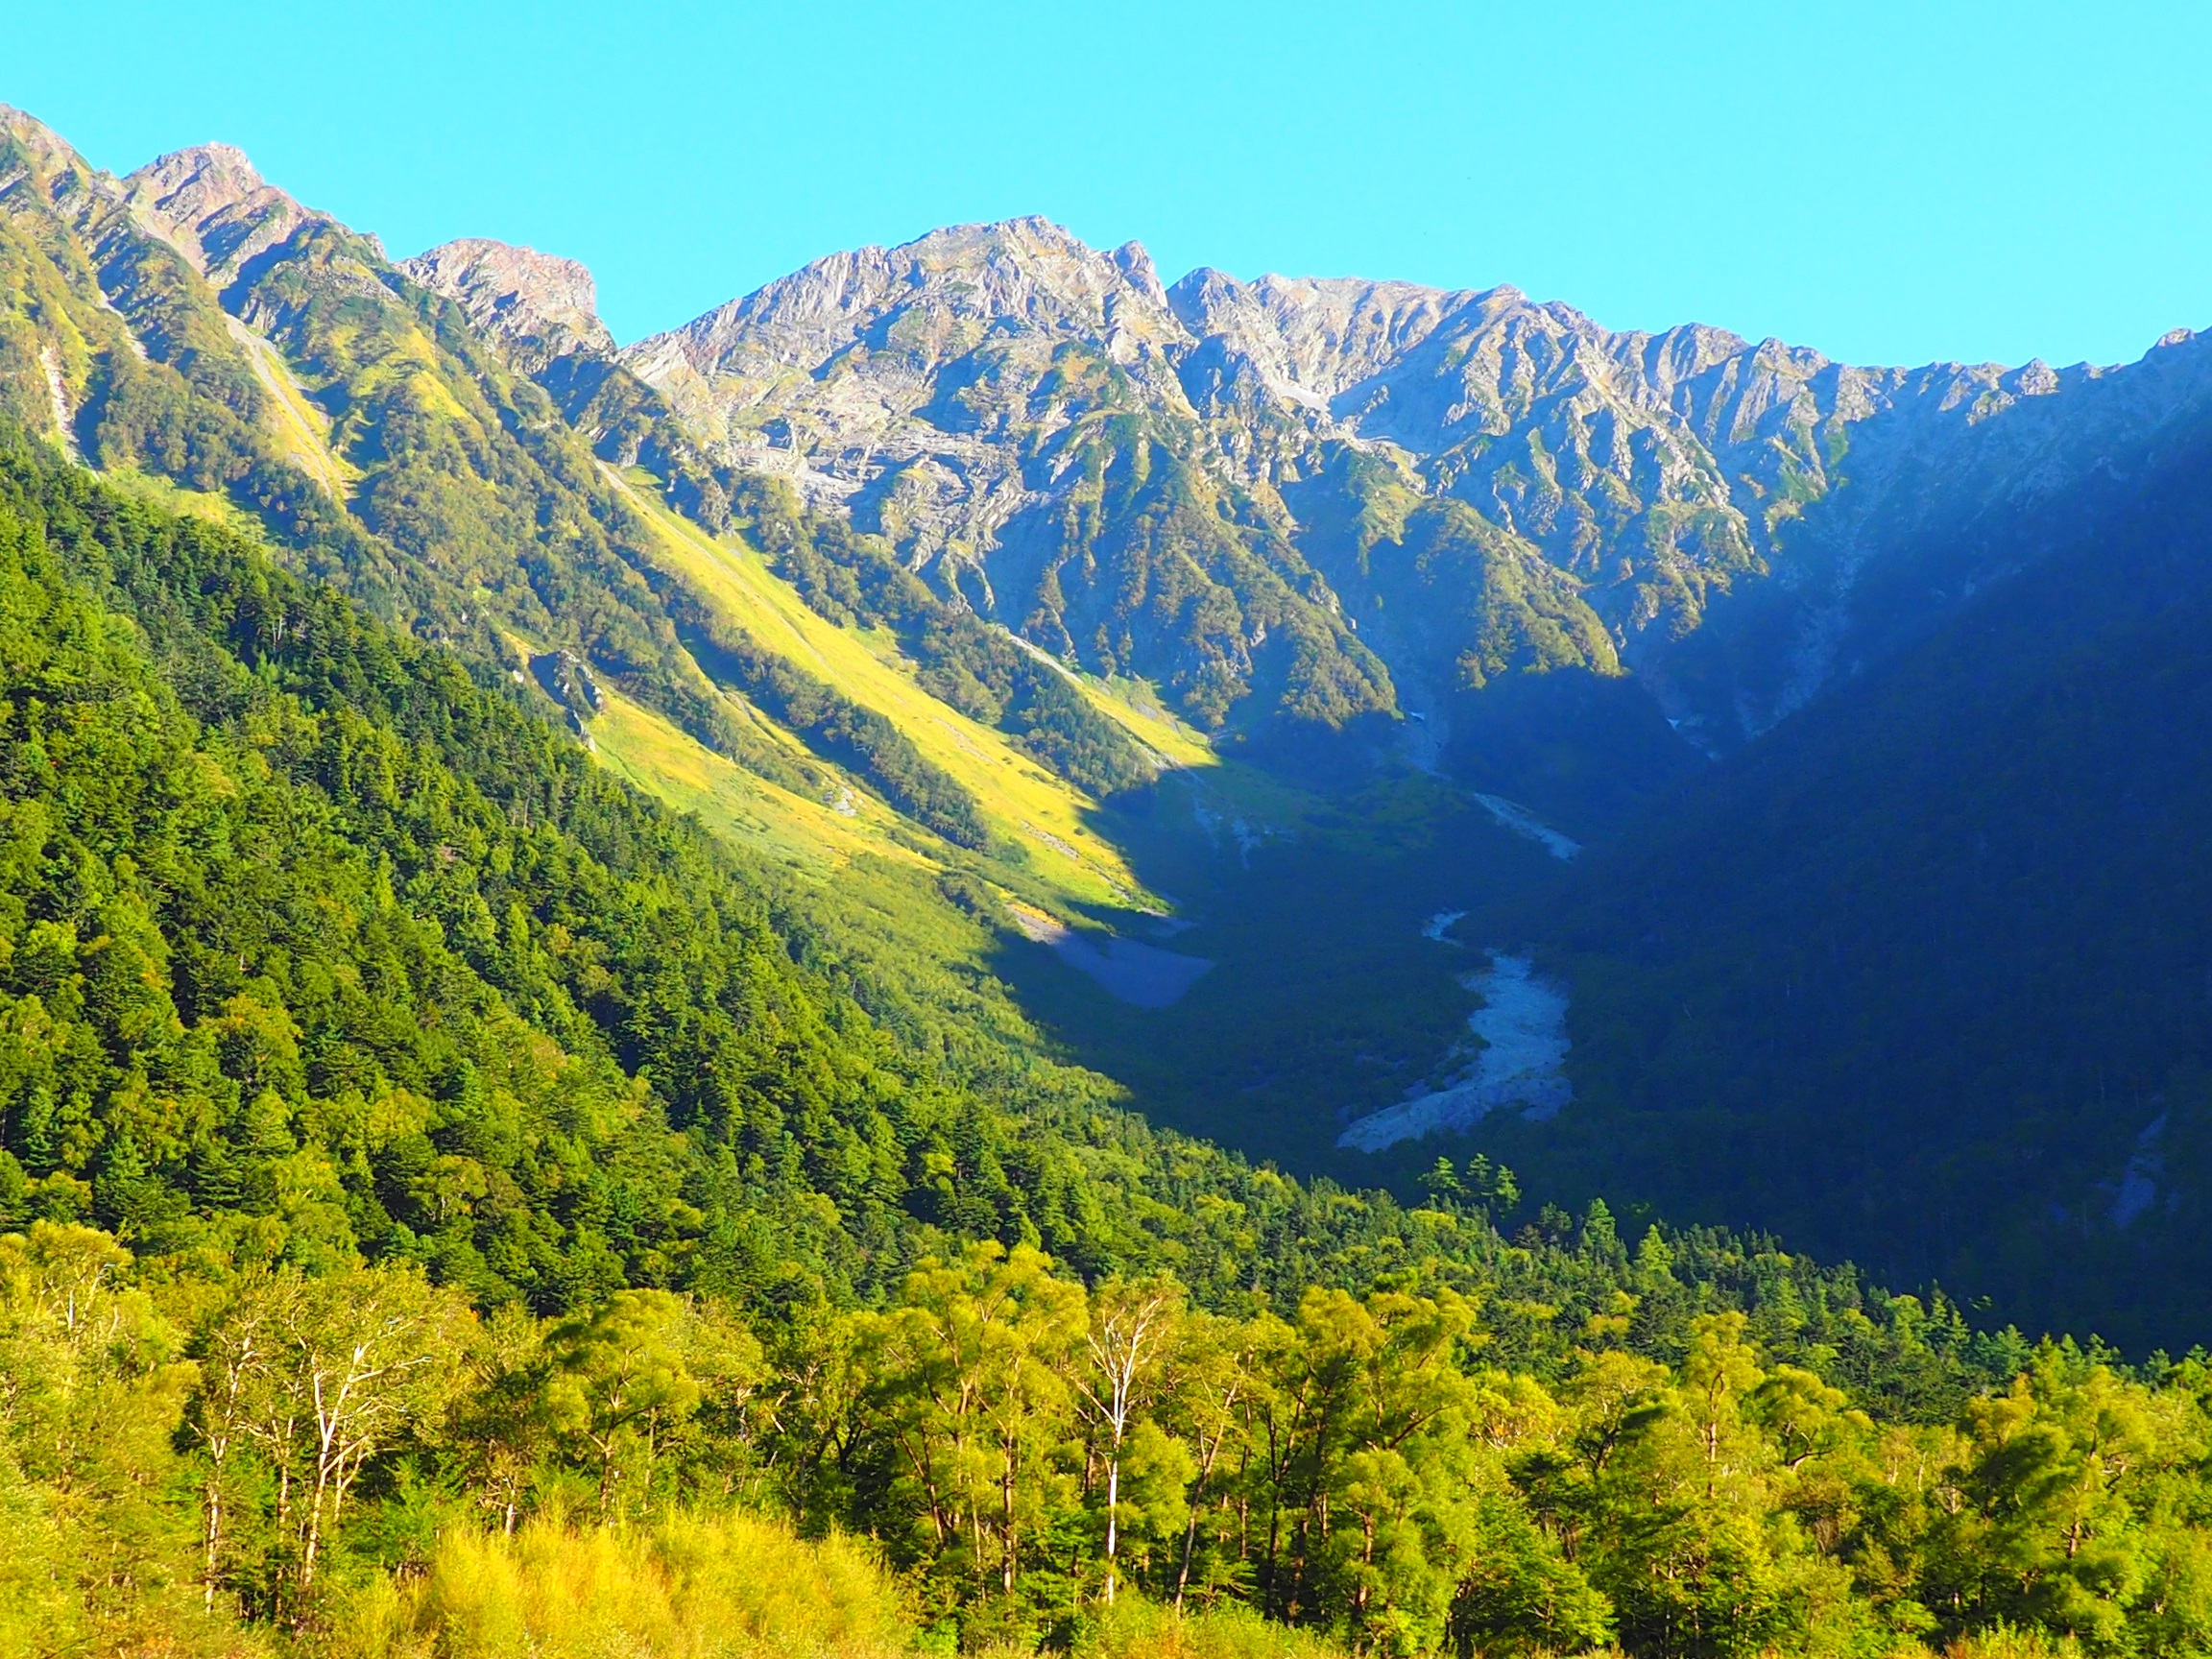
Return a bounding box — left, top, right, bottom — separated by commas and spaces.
0, 432, 1198, 1299
21, 88, 2212, 1659
1495, 407, 2212, 1351
12, 436, 2212, 1659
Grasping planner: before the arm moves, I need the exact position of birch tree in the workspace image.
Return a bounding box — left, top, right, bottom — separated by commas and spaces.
186, 1268, 293, 1605
290, 1266, 469, 1587
1072, 1277, 1178, 1604
224, 1263, 470, 1594
545, 1289, 704, 1517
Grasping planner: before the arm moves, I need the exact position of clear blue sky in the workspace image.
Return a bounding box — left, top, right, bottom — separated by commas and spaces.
10, 1, 2210, 366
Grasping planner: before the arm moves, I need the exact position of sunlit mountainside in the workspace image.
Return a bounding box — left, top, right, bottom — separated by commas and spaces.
9, 97, 2212, 1657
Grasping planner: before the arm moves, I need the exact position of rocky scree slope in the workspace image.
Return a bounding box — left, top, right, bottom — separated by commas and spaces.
618, 219, 1397, 733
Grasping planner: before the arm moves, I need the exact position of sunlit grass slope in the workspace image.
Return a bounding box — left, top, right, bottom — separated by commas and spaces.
225, 311, 356, 496
334, 1513, 915, 1659
591, 681, 930, 875
606, 467, 1168, 911
1000, 638, 1316, 838
95, 464, 268, 537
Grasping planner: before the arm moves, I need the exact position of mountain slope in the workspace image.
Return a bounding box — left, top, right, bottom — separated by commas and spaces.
0, 108, 349, 541
603, 464, 1163, 900
1, 425, 2005, 1344
623, 219, 1398, 735
1495, 387, 2212, 1348
116, 140, 746, 725
627, 218, 2212, 811
0, 113, 1204, 946
0, 109, 766, 770
0, 432, 1371, 1302
19, 369, 2212, 1659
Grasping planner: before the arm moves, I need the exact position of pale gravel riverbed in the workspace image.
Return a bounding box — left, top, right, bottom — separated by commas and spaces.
1336, 951, 1571, 1151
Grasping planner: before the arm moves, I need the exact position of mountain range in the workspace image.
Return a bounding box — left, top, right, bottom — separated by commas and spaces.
8, 101, 2212, 1344
420, 206, 2212, 762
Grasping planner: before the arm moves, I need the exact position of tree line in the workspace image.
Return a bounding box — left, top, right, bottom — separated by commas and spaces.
12, 1218, 2212, 1658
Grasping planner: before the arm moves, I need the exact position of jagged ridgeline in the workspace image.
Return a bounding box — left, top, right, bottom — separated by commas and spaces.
607, 218, 2212, 765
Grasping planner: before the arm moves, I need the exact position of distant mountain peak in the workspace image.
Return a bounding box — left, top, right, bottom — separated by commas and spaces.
401, 237, 613, 372
629, 213, 1192, 396
1110, 239, 1167, 305
0, 105, 92, 180
123, 142, 344, 283
1166, 267, 1508, 408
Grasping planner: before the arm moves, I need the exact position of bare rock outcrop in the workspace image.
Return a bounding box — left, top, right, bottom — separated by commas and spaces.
622, 217, 1203, 569
400, 237, 614, 373
122, 143, 337, 286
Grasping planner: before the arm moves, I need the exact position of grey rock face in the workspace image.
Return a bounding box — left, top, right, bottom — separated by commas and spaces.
626, 217, 2212, 743
122, 143, 329, 287
624, 217, 1199, 560
400, 238, 614, 374
619, 219, 1388, 734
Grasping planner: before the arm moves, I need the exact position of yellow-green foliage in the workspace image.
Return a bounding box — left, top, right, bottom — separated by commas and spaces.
1909, 1631, 2087, 1659
0, 1223, 270, 1659
10, 437, 2210, 1659
591, 679, 928, 874
334, 1534, 1377, 1659
226, 319, 354, 495
606, 467, 1159, 908
334, 1514, 913, 1659
1072, 1599, 1350, 1659
93, 462, 269, 537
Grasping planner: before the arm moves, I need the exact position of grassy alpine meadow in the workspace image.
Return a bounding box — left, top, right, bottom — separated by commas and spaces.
590, 676, 932, 875
606, 468, 1160, 910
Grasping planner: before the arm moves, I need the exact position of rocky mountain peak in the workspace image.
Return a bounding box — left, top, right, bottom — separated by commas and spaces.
400, 237, 613, 373
1110, 240, 1168, 306
123, 142, 330, 284
0, 105, 95, 184
635, 215, 1190, 389
1167, 268, 1509, 411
